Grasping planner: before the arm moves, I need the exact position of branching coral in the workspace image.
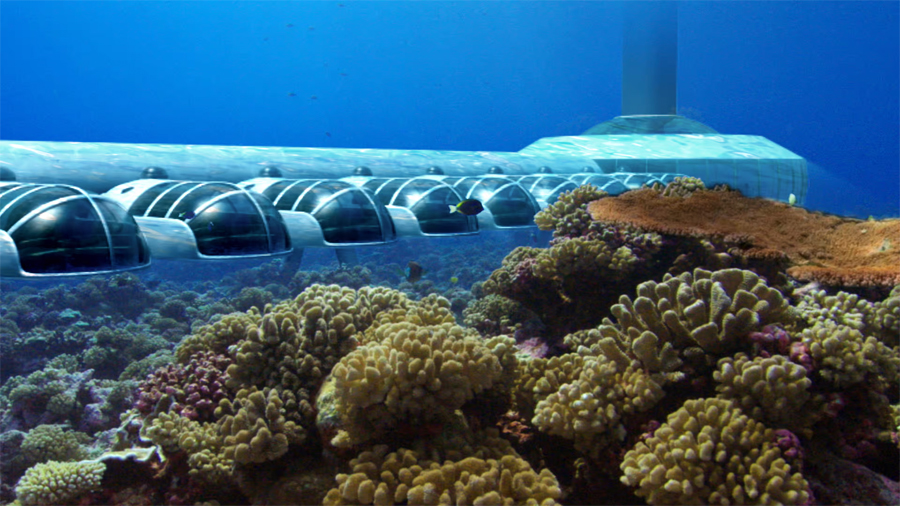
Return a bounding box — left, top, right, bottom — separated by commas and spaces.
532, 355, 666, 458
620, 398, 809, 505
323, 429, 561, 506
800, 320, 900, 389
713, 353, 813, 428
135, 351, 231, 422
534, 184, 608, 239
15, 460, 105, 506
597, 268, 792, 368
20, 425, 88, 466
328, 320, 503, 448
214, 387, 305, 464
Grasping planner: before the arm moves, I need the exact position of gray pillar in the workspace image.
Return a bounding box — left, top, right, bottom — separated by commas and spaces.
622, 1, 678, 116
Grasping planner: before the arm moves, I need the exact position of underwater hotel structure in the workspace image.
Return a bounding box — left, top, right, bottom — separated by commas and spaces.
0, 3, 807, 279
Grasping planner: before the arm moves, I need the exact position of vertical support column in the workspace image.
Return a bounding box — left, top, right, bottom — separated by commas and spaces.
622, 1, 678, 116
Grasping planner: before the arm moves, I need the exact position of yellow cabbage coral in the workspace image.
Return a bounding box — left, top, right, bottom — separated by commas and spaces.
620, 398, 809, 505
15, 460, 105, 506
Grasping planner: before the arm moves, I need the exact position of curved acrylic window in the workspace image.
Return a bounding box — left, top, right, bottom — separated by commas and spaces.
128, 181, 180, 215
312, 188, 394, 244
188, 193, 270, 256
482, 184, 539, 227
408, 186, 475, 234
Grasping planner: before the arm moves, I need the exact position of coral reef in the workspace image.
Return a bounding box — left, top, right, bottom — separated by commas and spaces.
588, 185, 900, 288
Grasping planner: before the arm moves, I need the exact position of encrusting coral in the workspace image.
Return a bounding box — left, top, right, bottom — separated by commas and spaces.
14, 460, 106, 506
620, 398, 810, 505
588, 185, 900, 288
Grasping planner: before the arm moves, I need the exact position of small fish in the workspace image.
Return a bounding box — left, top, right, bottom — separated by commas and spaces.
288, 92, 296, 97
310, 95, 318, 100
178, 210, 196, 221
208, 222, 215, 232
530, 231, 537, 244
405, 261, 423, 283
308, 26, 315, 31
449, 199, 484, 216
449, 276, 459, 284
340, 72, 348, 77
263, 37, 269, 41
325, 132, 331, 137
286, 23, 294, 28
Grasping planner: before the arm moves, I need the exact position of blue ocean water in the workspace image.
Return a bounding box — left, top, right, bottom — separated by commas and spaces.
1, 3, 899, 506
1, 1, 897, 215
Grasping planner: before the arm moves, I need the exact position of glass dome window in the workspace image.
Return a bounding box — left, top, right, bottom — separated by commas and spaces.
108, 180, 291, 258
567, 174, 630, 195
309, 186, 396, 243
254, 178, 395, 245
517, 175, 578, 205
0, 183, 149, 276
618, 173, 663, 189
390, 178, 476, 235
461, 177, 541, 228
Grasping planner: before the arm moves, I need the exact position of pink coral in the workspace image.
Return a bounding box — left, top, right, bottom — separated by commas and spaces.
135, 352, 231, 422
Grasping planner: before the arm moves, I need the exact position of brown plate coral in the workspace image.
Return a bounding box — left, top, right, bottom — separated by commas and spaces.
588, 185, 900, 288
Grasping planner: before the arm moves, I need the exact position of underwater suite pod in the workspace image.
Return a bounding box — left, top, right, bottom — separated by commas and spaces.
0, 2, 809, 277
104, 180, 291, 260
0, 183, 150, 277
239, 178, 398, 245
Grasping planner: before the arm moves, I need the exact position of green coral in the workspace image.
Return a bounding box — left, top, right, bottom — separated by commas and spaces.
620, 398, 809, 505
867, 286, 899, 346
652, 176, 707, 198
20, 425, 88, 466
15, 460, 106, 506
216, 387, 306, 464
328, 319, 503, 447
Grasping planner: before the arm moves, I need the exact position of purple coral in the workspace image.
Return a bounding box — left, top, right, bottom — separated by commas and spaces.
774, 428, 805, 460
135, 352, 231, 422
749, 324, 814, 371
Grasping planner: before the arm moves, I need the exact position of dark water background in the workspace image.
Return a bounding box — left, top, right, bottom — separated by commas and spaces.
1, 1, 897, 216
